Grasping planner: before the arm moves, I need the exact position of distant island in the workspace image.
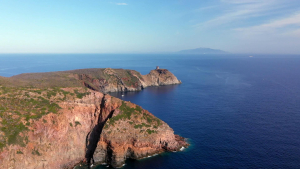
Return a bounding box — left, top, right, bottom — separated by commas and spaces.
178, 47, 228, 54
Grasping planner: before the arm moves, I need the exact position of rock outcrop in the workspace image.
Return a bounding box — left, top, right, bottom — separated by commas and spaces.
141, 69, 182, 87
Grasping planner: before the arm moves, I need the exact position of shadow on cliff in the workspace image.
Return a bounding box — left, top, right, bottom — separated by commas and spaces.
84, 95, 114, 168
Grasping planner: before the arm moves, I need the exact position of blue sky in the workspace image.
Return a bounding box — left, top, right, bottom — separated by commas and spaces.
1, 0, 300, 54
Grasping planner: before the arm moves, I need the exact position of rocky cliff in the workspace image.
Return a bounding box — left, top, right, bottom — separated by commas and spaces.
0, 88, 188, 168
7, 67, 181, 93
0, 68, 187, 169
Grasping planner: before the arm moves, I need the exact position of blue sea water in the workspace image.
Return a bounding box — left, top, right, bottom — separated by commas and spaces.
1, 54, 300, 168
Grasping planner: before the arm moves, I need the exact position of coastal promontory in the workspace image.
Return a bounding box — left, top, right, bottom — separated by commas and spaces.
0, 68, 187, 168
6, 67, 181, 93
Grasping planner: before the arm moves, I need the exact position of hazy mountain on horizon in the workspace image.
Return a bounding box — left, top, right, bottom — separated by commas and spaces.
178, 47, 228, 54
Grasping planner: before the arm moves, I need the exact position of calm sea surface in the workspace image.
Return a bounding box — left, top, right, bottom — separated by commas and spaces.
1, 54, 300, 168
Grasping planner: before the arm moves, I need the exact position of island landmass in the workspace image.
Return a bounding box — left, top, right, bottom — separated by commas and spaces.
0, 67, 188, 168
178, 47, 228, 54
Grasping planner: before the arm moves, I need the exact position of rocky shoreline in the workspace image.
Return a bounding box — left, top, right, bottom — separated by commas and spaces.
3, 67, 182, 93
74, 67, 182, 93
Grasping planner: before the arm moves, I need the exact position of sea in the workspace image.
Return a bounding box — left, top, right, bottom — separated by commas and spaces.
1, 54, 300, 168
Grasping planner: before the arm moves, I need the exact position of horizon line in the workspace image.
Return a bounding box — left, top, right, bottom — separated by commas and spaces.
0, 52, 300, 55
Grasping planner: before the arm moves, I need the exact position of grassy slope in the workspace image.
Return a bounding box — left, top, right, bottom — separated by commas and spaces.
4, 68, 143, 89
10, 72, 81, 88
0, 86, 90, 150
104, 101, 162, 135
0, 76, 12, 86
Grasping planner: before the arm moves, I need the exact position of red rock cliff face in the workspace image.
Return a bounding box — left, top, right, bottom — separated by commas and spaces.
0, 91, 104, 169
90, 94, 187, 168
0, 90, 188, 169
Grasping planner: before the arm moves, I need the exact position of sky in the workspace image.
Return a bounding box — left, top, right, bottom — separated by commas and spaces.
1, 0, 300, 54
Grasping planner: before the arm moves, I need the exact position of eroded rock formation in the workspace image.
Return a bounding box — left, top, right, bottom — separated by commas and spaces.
0, 89, 188, 169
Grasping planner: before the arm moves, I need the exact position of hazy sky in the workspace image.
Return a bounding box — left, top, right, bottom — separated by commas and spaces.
1, 0, 300, 54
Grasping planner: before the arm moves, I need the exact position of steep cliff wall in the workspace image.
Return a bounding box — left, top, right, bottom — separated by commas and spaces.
0, 87, 101, 169
90, 95, 187, 168
0, 88, 188, 168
